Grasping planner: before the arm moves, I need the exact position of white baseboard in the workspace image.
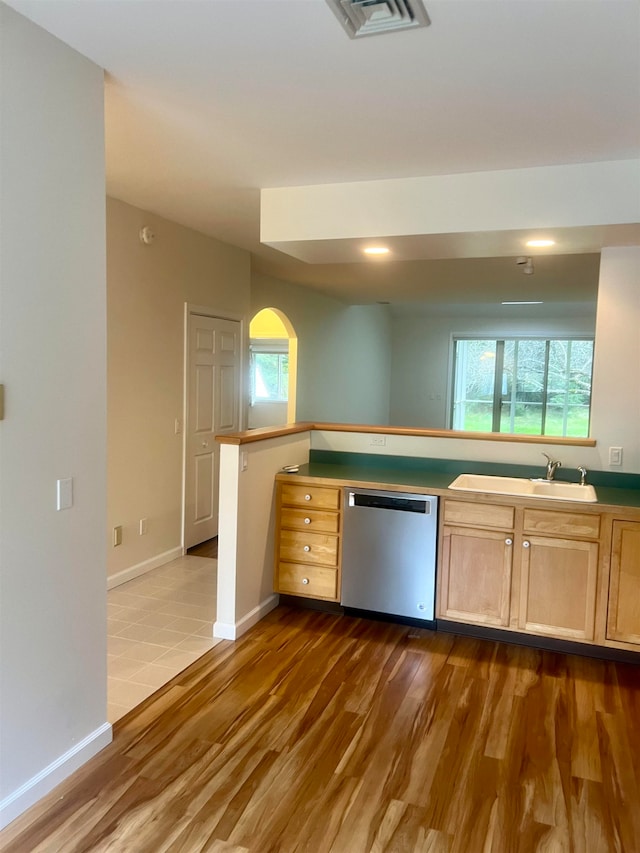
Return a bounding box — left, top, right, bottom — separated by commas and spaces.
214, 594, 279, 641
107, 546, 184, 589
0, 722, 112, 830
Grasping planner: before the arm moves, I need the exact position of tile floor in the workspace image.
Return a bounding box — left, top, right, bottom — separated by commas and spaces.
107, 554, 220, 723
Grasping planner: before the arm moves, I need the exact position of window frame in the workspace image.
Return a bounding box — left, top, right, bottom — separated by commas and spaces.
449, 334, 595, 438
249, 338, 289, 405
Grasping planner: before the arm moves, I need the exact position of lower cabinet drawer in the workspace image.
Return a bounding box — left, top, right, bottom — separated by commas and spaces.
277, 562, 338, 600
279, 507, 340, 534
279, 483, 340, 510
279, 529, 339, 567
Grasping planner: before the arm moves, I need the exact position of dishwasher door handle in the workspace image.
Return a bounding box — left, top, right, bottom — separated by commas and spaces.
347, 491, 429, 514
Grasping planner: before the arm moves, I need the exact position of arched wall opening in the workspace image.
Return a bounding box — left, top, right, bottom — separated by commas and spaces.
248, 307, 298, 428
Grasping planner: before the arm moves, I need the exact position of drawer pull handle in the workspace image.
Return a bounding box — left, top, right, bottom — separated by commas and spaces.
304, 494, 312, 501
523, 540, 531, 549
303, 545, 311, 552
304, 517, 311, 524
505, 538, 513, 546
302, 578, 309, 585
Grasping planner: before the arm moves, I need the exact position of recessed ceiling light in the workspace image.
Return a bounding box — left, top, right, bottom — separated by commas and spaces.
363, 246, 390, 256
526, 239, 555, 247
501, 301, 544, 305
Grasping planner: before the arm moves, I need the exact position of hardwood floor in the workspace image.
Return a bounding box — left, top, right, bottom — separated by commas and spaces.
2, 607, 639, 852
187, 537, 219, 559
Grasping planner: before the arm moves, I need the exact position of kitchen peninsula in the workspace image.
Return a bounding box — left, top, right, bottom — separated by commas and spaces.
215, 423, 640, 662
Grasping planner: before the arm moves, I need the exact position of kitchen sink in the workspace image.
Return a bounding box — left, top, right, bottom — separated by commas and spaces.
448, 473, 597, 503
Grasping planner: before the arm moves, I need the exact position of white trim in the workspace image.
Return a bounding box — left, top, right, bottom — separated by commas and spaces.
213, 594, 279, 641
212, 620, 237, 640
0, 723, 112, 830
186, 303, 245, 323
107, 546, 183, 590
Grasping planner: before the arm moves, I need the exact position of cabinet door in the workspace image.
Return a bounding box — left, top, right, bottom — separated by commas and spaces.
518, 536, 598, 641
439, 526, 513, 626
607, 520, 640, 645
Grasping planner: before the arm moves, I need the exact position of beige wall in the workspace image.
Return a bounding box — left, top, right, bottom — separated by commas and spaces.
252, 272, 392, 425
0, 7, 109, 826
107, 197, 251, 581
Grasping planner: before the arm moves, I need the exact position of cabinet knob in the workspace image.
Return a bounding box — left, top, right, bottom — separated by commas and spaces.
505, 538, 513, 546
304, 517, 311, 524
302, 577, 309, 585
303, 545, 310, 552
304, 494, 311, 501
523, 540, 531, 549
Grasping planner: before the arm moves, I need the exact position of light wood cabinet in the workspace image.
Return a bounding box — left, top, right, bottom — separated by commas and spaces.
440, 525, 513, 626
606, 520, 640, 645
517, 508, 600, 641
440, 501, 514, 627
439, 499, 602, 643
274, 474, 640, 656
274, 480, 342, 602
518, 535, 599, 641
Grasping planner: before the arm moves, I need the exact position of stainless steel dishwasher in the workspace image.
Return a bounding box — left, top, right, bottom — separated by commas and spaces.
341, 488, 438, 622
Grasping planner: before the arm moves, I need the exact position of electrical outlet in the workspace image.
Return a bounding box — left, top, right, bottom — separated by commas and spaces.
241, 451, 248, 471
113, 525, 122, 547
370, 436, 386, 447
139, 518, 148, 535
609, 446, 623, 466
174, 418, 182, 435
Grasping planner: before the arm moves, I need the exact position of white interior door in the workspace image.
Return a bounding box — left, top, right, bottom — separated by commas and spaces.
184, 313, 241, 549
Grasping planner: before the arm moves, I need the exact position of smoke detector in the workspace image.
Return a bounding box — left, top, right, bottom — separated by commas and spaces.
516, 256, 534, 275
326, 0, 431, 39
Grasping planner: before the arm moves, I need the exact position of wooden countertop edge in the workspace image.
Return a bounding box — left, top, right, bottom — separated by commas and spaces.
217, 421, 597, 447
274, 471, 640, 517
216, 422, 315, 445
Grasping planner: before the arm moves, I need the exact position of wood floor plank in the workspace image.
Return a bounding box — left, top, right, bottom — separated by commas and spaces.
1, 606, 638, 853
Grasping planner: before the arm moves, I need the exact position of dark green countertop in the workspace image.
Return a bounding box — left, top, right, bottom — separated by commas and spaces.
293, 462, 455, 491
282, 458, 640, 512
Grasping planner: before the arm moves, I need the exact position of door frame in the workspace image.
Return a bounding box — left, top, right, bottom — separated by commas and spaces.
181, 302, 247, 552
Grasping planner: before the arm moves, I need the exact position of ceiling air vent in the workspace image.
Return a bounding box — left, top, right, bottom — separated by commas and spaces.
326, 0, 430, 39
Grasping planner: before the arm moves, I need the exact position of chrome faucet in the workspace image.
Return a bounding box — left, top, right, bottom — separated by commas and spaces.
542, 452, 562, 480
577, 466, 588, 486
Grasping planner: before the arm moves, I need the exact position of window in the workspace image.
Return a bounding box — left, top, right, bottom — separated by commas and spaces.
450, 337, 594, 437
250, 339, 289, 404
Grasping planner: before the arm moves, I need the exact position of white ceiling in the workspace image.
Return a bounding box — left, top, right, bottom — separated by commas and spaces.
6, 0, 640, 304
